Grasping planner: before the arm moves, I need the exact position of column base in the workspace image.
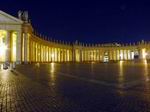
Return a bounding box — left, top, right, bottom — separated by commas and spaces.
16, 61, 21, 65
24, 61, 28, 64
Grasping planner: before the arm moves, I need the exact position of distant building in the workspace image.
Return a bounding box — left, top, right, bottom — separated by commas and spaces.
0, 10, 149, 63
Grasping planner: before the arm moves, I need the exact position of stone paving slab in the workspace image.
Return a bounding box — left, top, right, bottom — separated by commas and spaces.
1, 63, 150, 112
0, 70, 91, 112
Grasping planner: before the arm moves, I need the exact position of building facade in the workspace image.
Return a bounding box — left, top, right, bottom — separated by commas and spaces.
0, 10, 150, 64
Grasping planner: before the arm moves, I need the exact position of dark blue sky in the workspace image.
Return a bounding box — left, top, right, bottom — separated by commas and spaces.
1, 0, 150, 43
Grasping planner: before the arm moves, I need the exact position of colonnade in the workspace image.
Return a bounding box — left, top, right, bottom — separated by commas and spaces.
0, 30, 21, 63
0, 29, 150, 63
29, 42, 73, 63
21, 32, 73, 63
75, 49, 135, 62
74, 43, 150, 62
0, 10, 150, 64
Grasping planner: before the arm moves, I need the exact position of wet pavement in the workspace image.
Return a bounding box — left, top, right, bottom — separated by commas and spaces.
1, 62, 150, 112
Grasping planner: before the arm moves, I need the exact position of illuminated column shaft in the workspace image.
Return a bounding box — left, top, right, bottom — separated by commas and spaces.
89, 50, 91, 61
124, 50, 126, 60
48, 47, 50, 62
65, 49, 67, 62
5, 31, 11, 62
115, 50, 117, 61
86, 50, 87, 61
109, 51, 111, 61
99, 50, 101, 61
140, 49, 143, 59
80, 50, 82, 62
30, 41, 32, 62
87, 51, 89, 61
110, 51, 112, 61
72, 49, 75, 62
56, 48, 58, 62
46, 47, 48, 62
130, 50, 133, 60
63, 49, 65, 62
122, 50, 124, 60
83, 50, 85, 61
127, 50, 129, 60
24, 33, 28, 63
39, 44, 41, 62
38, 44, 40, 62
16, 31, 22, 64
82, 51, 84, 62
43, 46, 45, 62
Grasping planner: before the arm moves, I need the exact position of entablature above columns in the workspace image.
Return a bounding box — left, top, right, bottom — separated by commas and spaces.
0, 24, 22, 31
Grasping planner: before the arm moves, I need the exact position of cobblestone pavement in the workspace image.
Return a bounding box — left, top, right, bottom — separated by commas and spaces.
1, 62, 150, 112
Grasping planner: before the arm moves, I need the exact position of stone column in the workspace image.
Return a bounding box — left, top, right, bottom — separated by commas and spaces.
48, 46, 50, 62
89, 51, 91, 61
130, 50, 133, 60
57, 48, 59, 62
16, 31, 22, 64
47, 47, 49, 62
38, 44, 40, 62
29, 41, 31, 62
48, 47, 50, 62
122, 50, 124, 60
35, 43, 37, 62
128, 50, 130, 60
43, 46, 45, 62
124, 50, 126, 60
67, 50, 69, 61
98, 50, 100, 61
113, 50, 115, 61
35, 43, 36, 62
72, 49, 75, 62
83, 50, 85, 62
32, 41, 34, 62
59, 49, 61, 62
99, 50, 101, 61
84, 50, 86, 61
46, 46, 48, 62
43, 45, 46, 63
5, 31, 11, 63
126, 50, 128, 60
70, 50, 72, 61
80, 50, 82, 62
40, 45, 41, 62
64, 49, 67, 62
139, 49, 143, 60
62, 49, 63, 62
36, 43, 37, 62
46, 46, 47, 62
50, 48, 51, 62
117, 50, 119, 61
60, 49, 62, 62
24, 33, 28, 63
89, 51, 90, 61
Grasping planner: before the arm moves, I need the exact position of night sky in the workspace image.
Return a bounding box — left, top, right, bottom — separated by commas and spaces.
1, 0, 150, 44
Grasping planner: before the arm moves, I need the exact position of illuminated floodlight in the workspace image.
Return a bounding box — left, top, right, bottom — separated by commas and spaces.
120, 53, 123, 60
142, 48, 147, 59
51, 54, 54, 58
0, 43, 7, 56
